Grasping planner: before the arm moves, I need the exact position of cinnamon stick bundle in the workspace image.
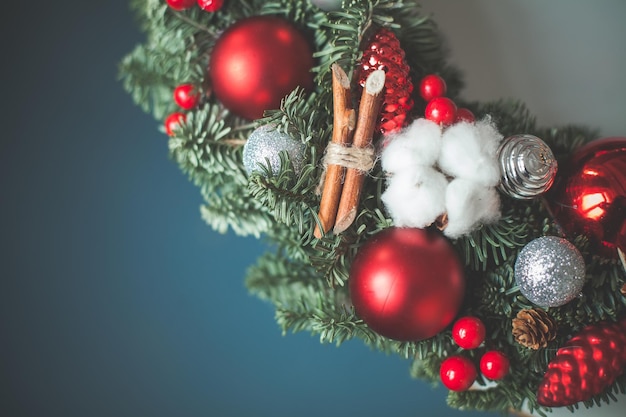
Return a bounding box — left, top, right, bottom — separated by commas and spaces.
333, 70, 385, 234
314, 64, 356, 238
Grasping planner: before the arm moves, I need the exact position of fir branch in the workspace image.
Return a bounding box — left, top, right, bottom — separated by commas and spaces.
245, 251, 324, 304
199, 184, 273, 237
455, 211, 529, 272
246, 152, 320, 236
259, 88, 333, 151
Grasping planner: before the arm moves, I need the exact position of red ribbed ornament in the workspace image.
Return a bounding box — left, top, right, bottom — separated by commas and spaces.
356, 28, 414, 135
537, 318, 626, 407
546, 137, 626, 258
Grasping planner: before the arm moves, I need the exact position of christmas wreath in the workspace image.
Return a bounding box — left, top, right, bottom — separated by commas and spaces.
120, 1, 626, 414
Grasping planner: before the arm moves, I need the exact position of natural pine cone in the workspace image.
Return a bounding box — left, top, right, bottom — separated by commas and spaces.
512, 308, 557, 350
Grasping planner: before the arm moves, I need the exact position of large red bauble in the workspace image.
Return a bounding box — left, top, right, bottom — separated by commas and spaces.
208, 16, 314, 120
349, 227, 465, 341
546, 137, 626, 257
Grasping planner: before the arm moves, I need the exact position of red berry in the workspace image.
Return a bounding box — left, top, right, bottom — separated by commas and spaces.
480, 350, 510, 380
166, 0, 195, 11
419, 74, 447, 101
440, 356, 477, 391
452, 316, 486, 349
197, 0, 224, 12
455, 108, 475, 123
173, 84, 200, 110
425, 97, 457, 125
164, 112, 186, 136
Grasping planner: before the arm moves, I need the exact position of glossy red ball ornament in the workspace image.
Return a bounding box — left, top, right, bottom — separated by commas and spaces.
546, 137, 626, 258
173, 84, 200, 110
480, 350, 510, 380
455, 108, 475, 123
209, 16, 314, 120
419, 74, 447, 101
164, 112, 186, 136
452, 316, 486, 349
197, 0, 223, 12
349, 227, 465, 341
440, 356, 477, 391
425, 97, 457, 126
166, 0, 195, 11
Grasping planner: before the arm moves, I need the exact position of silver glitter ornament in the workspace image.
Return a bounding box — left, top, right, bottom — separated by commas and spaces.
515, 236, 586, 308
243, 125, 306, 176
497, 134, 557, 199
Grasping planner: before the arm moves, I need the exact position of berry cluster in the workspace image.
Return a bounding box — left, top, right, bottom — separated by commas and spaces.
418, 74, 474, 126
164, 84, 201, 136
439, 316, 510, 391
166, 0, 224, 13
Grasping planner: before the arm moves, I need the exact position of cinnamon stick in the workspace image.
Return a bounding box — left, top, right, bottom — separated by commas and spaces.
314, 64, 356, 238
333, 70, 385, 234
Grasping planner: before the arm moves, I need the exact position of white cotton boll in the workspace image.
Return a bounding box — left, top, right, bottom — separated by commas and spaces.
443, 179, 501, 239
439, 121, 501, 186
382, 167, 448, 228
474, 117, 503, 157
381, 118, 442, 174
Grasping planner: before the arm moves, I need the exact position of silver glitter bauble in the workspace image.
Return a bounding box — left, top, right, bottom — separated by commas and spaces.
514, 236, 586, 307
243, 125, 306, 176
498, 134, 558, 199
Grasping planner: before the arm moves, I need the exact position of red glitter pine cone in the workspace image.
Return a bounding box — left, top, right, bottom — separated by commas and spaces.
357, 27, 414, 135
537, 318, 626, 407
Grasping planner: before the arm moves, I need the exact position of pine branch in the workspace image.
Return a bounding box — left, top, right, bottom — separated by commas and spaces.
199, 189, 273, 237
168, 103, 248, 187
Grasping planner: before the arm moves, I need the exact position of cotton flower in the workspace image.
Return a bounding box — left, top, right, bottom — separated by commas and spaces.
444, 179, 501, 238
381, 118, 442, 174
380, 117, 503, 238
438, 119, 502, 186
381, 167, 447, 228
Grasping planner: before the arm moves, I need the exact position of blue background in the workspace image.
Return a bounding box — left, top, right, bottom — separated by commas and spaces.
2, 1, 625, 417
0, 2, 492, 416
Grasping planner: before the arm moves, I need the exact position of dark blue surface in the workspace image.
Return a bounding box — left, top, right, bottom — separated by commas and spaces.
1, 2, 496, 416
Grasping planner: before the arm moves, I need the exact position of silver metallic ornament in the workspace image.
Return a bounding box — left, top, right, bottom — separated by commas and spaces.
498, 134, 557, 199
514, 236, 586, 307
243, 125, 306, 176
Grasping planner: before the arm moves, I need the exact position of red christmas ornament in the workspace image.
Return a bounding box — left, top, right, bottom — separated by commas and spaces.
349, 227, 465, 341
357, 27, 414, 135
425, 97, 457, 126
546, 137, 626, 258
452, 316, 486, 349
164, 112, 186, 136
455, 108, 475, 123
197, 0, 223, 12
537, 318, 626, 407
209, 16, 314, 120
419, 74, 447, 101
166, 0, 195, 11
173, 84, 200, 110
440, 356, 477, 391
479, 350, 510, 380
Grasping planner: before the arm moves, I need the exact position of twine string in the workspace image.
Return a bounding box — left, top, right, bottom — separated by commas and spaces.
316, 142, 377, 195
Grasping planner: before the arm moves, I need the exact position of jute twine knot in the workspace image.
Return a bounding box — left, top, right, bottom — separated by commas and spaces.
316, 142, 376, 195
